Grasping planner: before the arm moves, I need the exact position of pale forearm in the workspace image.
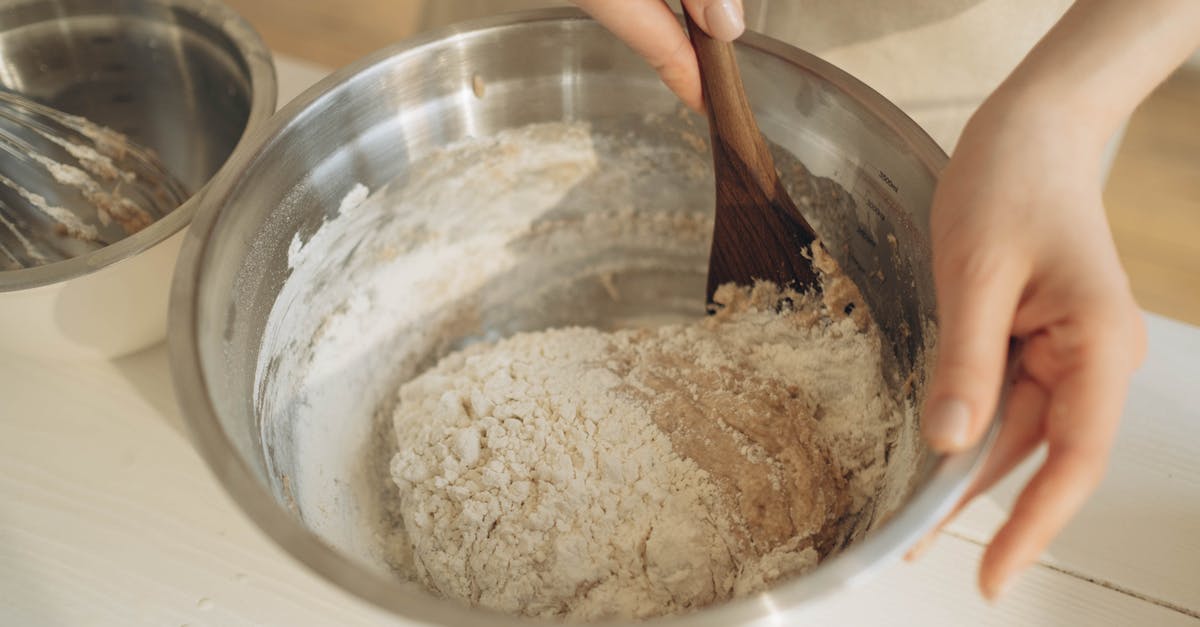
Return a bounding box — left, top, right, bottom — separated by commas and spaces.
987, 0, 1200, 151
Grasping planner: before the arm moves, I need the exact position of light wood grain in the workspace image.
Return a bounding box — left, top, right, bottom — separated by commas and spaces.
3, 327, 1198, 625
223, 0, 423, 67
806, 536, 1200, 627
1105, 69, 1200, 325
948, 314, 1200, 614
0, 349, 399, 626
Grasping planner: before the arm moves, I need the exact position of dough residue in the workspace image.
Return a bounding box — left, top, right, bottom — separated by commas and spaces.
259, 119, 926, 622
389, 281, 906, 620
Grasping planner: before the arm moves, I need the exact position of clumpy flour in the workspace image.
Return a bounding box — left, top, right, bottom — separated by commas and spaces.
264, 120, 921, 622
389, 279, 908, 620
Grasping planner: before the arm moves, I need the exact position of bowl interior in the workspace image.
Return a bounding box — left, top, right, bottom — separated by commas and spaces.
0, 0, 273, 286
0, 0, 255, 190
177, 10, 964, 626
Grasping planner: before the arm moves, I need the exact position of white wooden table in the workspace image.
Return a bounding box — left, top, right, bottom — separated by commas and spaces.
2, 56, 1197, 627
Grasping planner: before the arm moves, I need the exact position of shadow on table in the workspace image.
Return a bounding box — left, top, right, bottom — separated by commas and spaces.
110, 341, 188, 438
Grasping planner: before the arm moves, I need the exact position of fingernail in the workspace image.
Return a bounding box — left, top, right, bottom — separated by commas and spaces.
704, 0, 745, 41
923, 398, 972, 450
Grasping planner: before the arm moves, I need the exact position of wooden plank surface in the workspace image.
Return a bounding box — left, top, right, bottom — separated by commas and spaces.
224, 0, 422, 68
1, 334, 1196, 625
1104, 69, 1200, 325
0, 349, 396, 627
806, 537, 1200, 627
948, 314, 1200, 615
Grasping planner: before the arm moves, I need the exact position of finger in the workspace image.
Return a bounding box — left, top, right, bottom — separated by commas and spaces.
681, 0, 746, 41
961, 374, 1049, 503
904, 375, 1047, 562
903, 529, 939, 562
923, 246, 1027, 453
1021, 300, 1148, 383
574, 0, 703, 110
979, 357, 1127, 599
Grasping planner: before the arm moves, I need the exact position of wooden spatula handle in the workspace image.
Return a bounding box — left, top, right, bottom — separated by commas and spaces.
684, 11, 778, 194
684, 11, 821, 300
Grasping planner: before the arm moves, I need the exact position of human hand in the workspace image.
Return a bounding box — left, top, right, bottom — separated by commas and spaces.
572, 0, 744, 111
910, 91, 1146, 599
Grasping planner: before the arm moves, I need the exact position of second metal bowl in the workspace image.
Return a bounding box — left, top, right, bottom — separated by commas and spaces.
0, 0, 275, 358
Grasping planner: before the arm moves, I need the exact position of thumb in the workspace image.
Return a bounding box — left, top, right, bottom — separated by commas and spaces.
573, 0, 705, 111
923, 247, 1026, 453
682, 0, 746, 42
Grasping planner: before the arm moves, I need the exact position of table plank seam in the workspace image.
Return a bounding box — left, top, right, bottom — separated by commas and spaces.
941, 530, 1200, 620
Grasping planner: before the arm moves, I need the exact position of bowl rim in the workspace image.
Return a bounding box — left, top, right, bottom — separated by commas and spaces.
170, 8, 998, 626
0, 0, 277, 291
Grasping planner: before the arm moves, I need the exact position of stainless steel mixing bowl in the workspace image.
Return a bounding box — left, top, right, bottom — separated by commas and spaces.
0, 0, 275, 358
171, 9, 998, 625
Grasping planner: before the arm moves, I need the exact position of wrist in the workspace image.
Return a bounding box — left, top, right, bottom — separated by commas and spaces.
967, 0, 1200, 160
968, 76, 1118, 166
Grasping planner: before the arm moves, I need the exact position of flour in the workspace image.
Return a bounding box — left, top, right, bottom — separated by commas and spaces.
390, 281, 907, 620
391, 326, 749, 619
259, 118, 926, 623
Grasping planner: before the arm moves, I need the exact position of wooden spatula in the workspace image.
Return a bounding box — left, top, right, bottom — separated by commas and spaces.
684, 13, 821, 304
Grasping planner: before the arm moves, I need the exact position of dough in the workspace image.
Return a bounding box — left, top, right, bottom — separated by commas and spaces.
389, 282, 906, 620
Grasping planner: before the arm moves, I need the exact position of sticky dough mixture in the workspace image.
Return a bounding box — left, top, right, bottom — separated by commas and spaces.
268, 120, 917, 621
389, 272, 904, 620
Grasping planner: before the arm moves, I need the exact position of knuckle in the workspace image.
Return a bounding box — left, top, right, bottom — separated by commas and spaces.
651, 37, 692, 72
930, 352, 999, 412
933, 352, 992, 386
933, 244, 1014, 290
1072, 297, 1147, 369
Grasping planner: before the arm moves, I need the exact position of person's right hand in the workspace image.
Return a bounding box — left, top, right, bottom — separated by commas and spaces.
572, 0, 745, 111
583, 0, 1175, 602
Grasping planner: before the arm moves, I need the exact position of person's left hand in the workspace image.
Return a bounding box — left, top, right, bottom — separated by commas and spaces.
572, 0, 745, 111
903, 88, 1146, 598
